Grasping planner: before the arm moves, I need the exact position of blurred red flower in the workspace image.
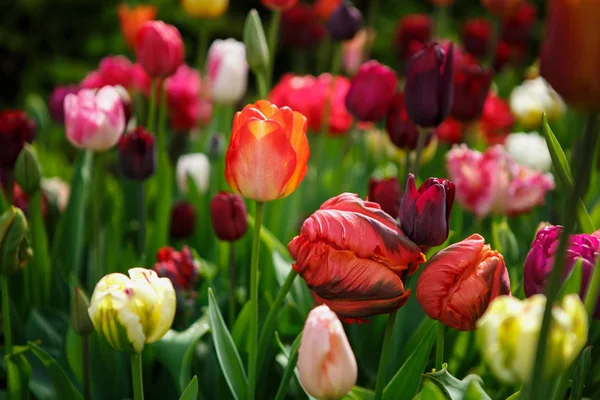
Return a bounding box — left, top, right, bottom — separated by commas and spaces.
117, 3, 157, 49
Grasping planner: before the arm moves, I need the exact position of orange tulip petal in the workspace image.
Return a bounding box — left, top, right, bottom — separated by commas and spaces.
253, 99, 279, 118
232, 107, 267, 138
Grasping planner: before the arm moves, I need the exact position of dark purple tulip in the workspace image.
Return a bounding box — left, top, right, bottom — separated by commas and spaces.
345, 60, 398, 122
210, 191, 248, 241
118, 126, 156, 181
170, 201, 196, 240
461, 19, 491, 59
49, 86, 80, 123
451, 63, 493, 122
400, 174, 455, 248
0, 110, 36, 169
368, 177, 402, 219
386, 92, 434, 150
404, 43, 454, 128
326, 1, 363, 41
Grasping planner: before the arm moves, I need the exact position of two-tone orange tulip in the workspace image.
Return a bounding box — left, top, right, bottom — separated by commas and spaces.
540, 0, 600, 110
117, 3, 157, 49
225, 100, 309, 202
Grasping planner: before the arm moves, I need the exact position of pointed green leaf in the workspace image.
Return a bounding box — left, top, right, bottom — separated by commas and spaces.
5, 346, 32, 400
208, 288, 247, 400
558, 259, 583, 299
414, 382, 446, 400
179, 376, 198, 400
505, 392, 520, 400
28, 342, 82, 400
571, 346, 592, 400
424, 365, 491, 400
274, 332, 302, 400
342, 386, 376, 400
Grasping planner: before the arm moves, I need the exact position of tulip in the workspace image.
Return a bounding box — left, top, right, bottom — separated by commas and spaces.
416, 234, 510, 330
88, 268, 176, 353
118, 127, 156, 181
49, 86, 80, 123
64, 87, 125, 151
524, 225, 600, 318
181, 0, 228, 18
132, 63, 152, 97
436, 117, 462, 144
461, 19, 490, 58
504, 132, 551, 172
207, 39, 248, 105
477, 294, 588, 383
480, 93, 514, 145
345, 60, 398, 122
342, 28, 375, 76
313, 0, 342, 21
400, 174, 455, 248
394, 14, 432, 63
288, 193, 425, 319
154, 246, 200, 293
210, 192, 248, 241
225, 100, 309, 202
176, 153, 211, 194
509, 77, 565, 129
501, 2, 536, 47
15, 144, 41, 195
72, 288, 94, 336
540, 0, 600, 110
135, 21, 184, 78
386, 92, 433, 150
165, 64, 207, 132
481, 0, 522, 18
368, 177, 402, 220
243, 10, 269, 74
297, 305, 357, 400
0, 110, 36, 169
0, 206, 33, 275
451, 61, 492, 122
169, 201, 196, 240
325, 1, 363, 42
81, 56, 134, 90
404, 43, 454, 128
280, 4, 325, 49
117, 3, 157, 48
261, 0, 297, 11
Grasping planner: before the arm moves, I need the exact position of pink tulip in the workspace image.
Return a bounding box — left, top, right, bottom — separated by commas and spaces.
81, 55, 134, 89
135, 21, 184, 78
64, 86, 125, 151
132, 63, 153, 96
207, 39, 248, 105
166, 64, 212, 131
297, 305, 357, 400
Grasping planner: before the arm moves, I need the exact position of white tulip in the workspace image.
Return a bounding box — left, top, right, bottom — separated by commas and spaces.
207, 39, 248, 105
176, 153, 210, 194
509, 77, 565, 129
504, 132, 552, 172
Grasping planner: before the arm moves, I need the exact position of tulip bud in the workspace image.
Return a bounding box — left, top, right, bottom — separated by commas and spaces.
118, 127, 156, 181
0, 206, 33, 275
15, 144, 41, 195
243, 10, 270, 74
210, 192, 248, 241
404, 43, 454, 128
345, 60, 398, 122
326, 1, 363, 42
394, 14, 432, 63
88, 268, 176, 353
416, 234, 510, 330
386, 92, 434, 151
297, 305, 357, 400
0, 110, 36, 169
169, 201, 196, 240
261, 0, 297, 11
176, 153, 210, 194
207, 39, 249, 105
400, 174, 455, 248
481, 0, 521, 18
135, 21, 184, 78
49, 86, 80, 123
154, 246, 200, 292
461, 19, 491, 59
477, 294, 588, 383
368, 177, 401, 219
71, 287, 94, 336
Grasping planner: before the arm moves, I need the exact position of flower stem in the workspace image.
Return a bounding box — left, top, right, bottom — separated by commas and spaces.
82, 335, 91, 400
137, 182, 146, 261
228, 242, 236, 328
247, 201, 265, 400
157, 83, 168, 153
131, 353, 144, 400
93, 153, 104, 285
411, 128, 429, 176
256, 71, 269, 100
147, 79, 157, 132
267, 10, 281, 88
436, 321, 445, 371
1, 274, 12, 392
374, 310, 397, 400
196, 23, 210, 72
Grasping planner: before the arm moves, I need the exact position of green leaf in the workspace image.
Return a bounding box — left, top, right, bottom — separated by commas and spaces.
208, 288, 247, 400
247, 214, 289, 257
342, 386, 376, 400
424, 365, 491, 400
231, 301, 252, 353
413, 382, 446, 400
558, 259, 583, 299
28, 342, 82, 400
65, 327, 83, 385
146, 151, 173, 268
273, 250, 312, 317
505, 392, 520, 400
179, 376, 199, 400
274, 332, 302, 400
571, 346, 592, 400
27, 191, 51, 306
384, 318, 436, 399
5, 346, 32, 400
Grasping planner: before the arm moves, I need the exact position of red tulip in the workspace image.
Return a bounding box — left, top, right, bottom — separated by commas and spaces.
480, 94, 514, 145
368, 177, 402, 219
0, 110, 36, 169
394, 14, 433, 63
288, 193, 425, 319
154, 246, 200, 292
437, 117, 462, 144
386, 92, 433, 150
135, 21, 184, 78
210, 192, 248, 241
416, 234, 511, 330
345, 60, 398, 122
170, 201, 196, 240
261, 0, 297, 11
451, 60, 493, 122
461, 19, 491, 59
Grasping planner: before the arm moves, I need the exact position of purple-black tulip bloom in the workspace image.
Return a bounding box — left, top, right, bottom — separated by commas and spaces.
170, 201, 196, 240
118, 126, 156, 181
210, 191, 248, 242
326, 1, 363, 41
345, 60, 398, 122
386, 92, 434, 150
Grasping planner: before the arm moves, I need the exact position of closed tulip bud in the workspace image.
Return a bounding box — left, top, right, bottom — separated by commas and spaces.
394, 14, 432, 62
416, 234, 511, 330
88, 268, 176, 353
169, 201, 196, 240
15, 144, 41, 195
182, 0, 228, 18
0, 110, 36, 169
368, 177, 402, 219
326, 1, 363, 42
481, 0, 522, 18
477, 294, 588, 383
289, 193, 425, 320
0, 206, 33, 275
210, 192, 248, 241
451, 62, 492, 122
71, 287, 94, 336
386, 92, 433, 151
49, 86, 80, 123
404, 43, 454, 128
345, 60, 398, 122
400, 174, 455, 248
154, 246, 200, 292
261, 0, 297, 11
207, 39, 248, 105
118, 127, 156, 181
135, 21, 184, 78
243, 10, 270, 73
176, 153, 210, 194
461, 19, 491, 59
297, 305, 357, 400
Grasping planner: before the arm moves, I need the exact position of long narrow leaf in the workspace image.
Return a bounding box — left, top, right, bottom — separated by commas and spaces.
28, 190, 51, 306
179, 376, 199, 400
274, 332, 302, 400
29, 342, 82, 400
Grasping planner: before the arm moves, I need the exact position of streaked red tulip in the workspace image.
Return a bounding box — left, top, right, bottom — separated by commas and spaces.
135, 21, 184, 78
345, 60, 398, 122
394, 14, 433, 63
416, 233, 511, 331
368, 177, 402, 219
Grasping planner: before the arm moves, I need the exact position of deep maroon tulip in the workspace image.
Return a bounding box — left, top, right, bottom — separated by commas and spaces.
368, 177, 402, 219
345, 60, 398, 122
326, 1, 363, 41
501, 2, 536, 46
118, 127, 156, 181
170, 201, 196, 240
0, 110, 36, 169
210, 191, 248, 241
451, 62, 493, 122
386, 92, 433, 150
281, 4, 326, 49
400, 174, 455, 248
404, 43, 454, 128
394, 14, 433, 62
461, 19, 491, 59
49, 86, 80, 123
154, 246, 200, 292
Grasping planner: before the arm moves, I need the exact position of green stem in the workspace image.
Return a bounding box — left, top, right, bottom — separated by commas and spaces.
147, 79, 157, 132
584, 253, 600, 317
436, 322, 445, 371
93, 153, 104, 286
83, 335, 91, 400
374, 310, 397, 400
196, 23, 210, 72
1, 275, 12, 394
434, 4, 449, 37
137, 182, 146, 261
411, 128, 429, 176
131, 353, 144, 400
247, 201, 265, 400
364, 0, 379, 59
267, 10, 281, 89
157, 83, 168, 153
228, 242, 236, 328
256, 71, 269, 100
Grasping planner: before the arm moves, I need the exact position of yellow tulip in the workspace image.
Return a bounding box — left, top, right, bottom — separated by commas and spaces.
181, 0, 228, 19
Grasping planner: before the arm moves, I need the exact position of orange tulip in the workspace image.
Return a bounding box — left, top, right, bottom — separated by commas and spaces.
540, 0, 600, 110
117, 3, 158, 48
225, 100, 309, 202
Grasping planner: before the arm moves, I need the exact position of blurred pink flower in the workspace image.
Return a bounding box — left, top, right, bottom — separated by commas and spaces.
165, 64, 211, 132
132, 63, 152, 96
342, 28, 375, 76
135, 21, 184, 78
81, 56, 134, 89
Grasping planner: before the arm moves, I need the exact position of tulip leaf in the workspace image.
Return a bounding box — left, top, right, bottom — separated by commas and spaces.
4, 345, 33, 400
342, 386, 376, 400
207, 288, 247, 400
179, 376, 198, 400
558, 259, 583, 300
146, 151, 173, 268
383, 318, 436, 400
505, 392, 520, 400
414, 381, 447, 400
28, 342, 82, 400
423, 365, 491, 400
232, 301, 252, 354
27, 190, 51, 306
570, 346, 592, 400
274, 331, 302, 400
